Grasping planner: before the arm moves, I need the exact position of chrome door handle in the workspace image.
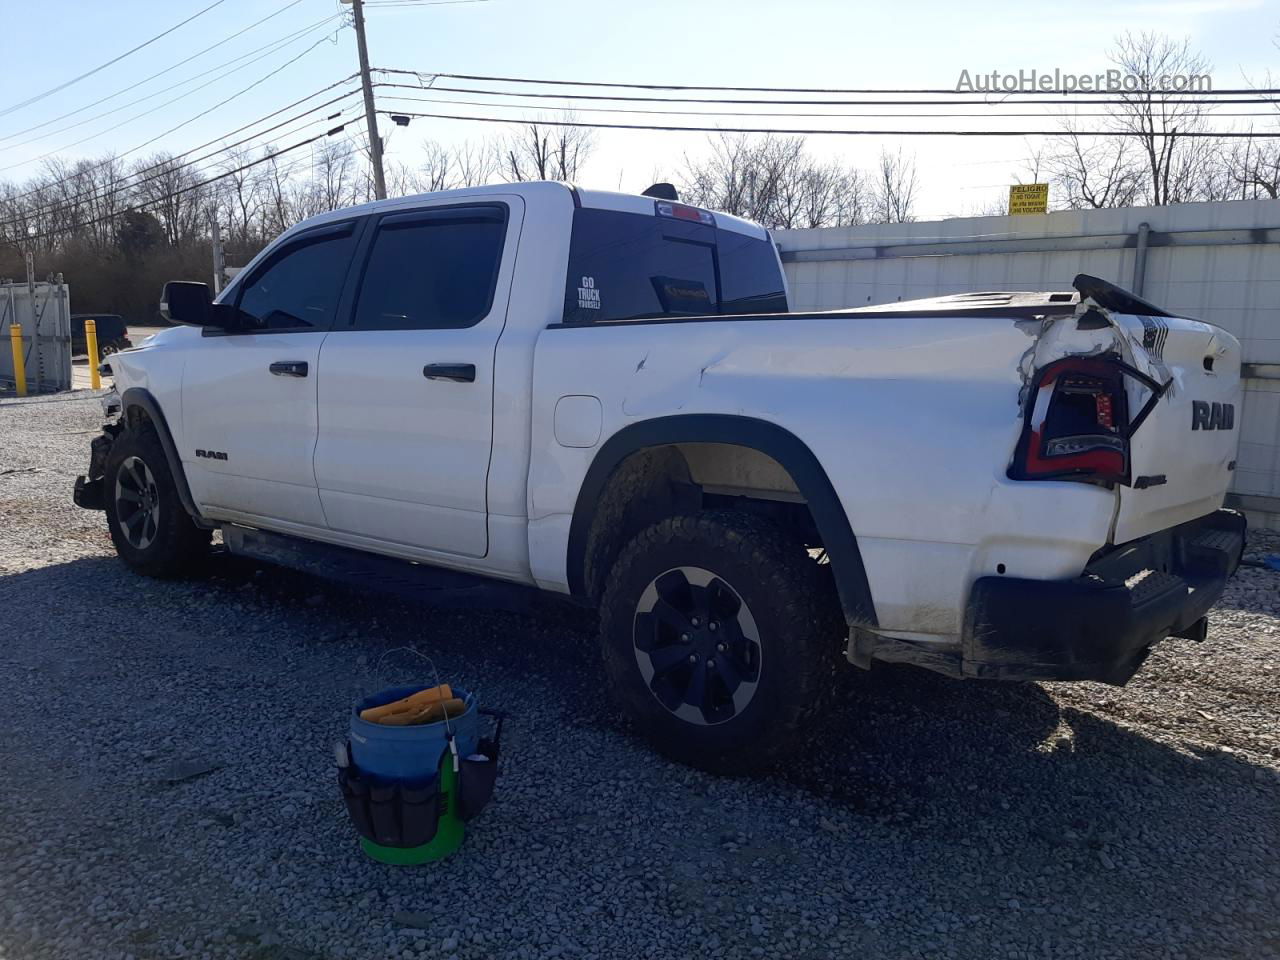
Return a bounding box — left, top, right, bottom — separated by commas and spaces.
269, 361, 308, 377
422, 363, 475, 383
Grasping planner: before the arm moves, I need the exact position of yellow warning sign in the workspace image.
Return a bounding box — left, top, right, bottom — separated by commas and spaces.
1008, 183, 1049, 215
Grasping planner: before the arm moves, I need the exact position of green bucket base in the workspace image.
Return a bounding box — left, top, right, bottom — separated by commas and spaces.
360, 819, 463, 864
359, 756, 465, 865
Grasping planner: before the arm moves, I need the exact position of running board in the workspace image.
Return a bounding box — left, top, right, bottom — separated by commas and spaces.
221, 525, 539, 613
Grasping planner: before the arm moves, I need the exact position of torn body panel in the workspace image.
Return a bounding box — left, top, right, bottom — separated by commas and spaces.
534, 275, 1241, 661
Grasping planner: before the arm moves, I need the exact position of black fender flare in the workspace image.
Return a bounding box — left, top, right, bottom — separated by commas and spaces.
566, 414, 878, 629
119, 387, 208, 525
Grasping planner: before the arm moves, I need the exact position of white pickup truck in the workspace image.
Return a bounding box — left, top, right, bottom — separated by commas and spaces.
74, 181, 1245, 771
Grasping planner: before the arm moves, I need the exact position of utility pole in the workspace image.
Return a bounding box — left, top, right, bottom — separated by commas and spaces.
210, 217, 226, 295
349, 0, 387, 200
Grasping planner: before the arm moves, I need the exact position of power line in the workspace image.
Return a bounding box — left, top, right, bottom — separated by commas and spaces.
393, 68, 1280, 98
22, 125, 357, 244
378, 108, 1280, 138
378, 89, 1280, 122
364, 0, 491, 6
0, 89, 363, 231
0, 32, 348, 176
374, 79, 1280, 109
0, 80, 360, 215
0, 0, 233, 120
0, 15, 345, 158
0, 4, 329, 146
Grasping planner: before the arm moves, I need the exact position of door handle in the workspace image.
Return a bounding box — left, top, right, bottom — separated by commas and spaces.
423, 363, 476, 383
269, 361, 308, 378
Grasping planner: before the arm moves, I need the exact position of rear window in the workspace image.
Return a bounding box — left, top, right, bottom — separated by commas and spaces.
562, 207, 787, 324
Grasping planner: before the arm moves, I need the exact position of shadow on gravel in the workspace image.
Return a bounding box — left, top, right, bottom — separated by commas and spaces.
2, 553, 1276, 959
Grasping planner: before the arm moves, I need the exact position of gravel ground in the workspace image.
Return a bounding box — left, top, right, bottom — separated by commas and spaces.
1, 392, 1278, 960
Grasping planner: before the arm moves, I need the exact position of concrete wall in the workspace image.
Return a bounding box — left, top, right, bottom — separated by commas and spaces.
774, 198, 1280, 529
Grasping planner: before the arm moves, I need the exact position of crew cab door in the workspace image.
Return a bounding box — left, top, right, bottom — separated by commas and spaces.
182, 220, 361, 527
1112, 312, 1242, 544
313, 198, 522, 558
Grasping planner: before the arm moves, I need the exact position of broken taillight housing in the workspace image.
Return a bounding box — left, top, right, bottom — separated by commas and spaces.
1011, 356, 1131, 484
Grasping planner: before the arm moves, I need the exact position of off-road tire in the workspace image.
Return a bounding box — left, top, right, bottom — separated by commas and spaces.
600, 511, 844, 773
104, 423, 210, 577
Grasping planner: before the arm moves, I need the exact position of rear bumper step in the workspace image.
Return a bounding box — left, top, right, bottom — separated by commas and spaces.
962, 508, 1245, 684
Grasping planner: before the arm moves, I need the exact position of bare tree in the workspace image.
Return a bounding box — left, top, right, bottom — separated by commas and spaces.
311, 141, 358, 213
870, 147, 918, 223
1226, 129, 1280, 199
496, 118, 594, 182
132, 153, 206, 245
679, 134, 868, 229
1045, 132, 1143, 208
257, 147, 297, 237
215, 145, 266, 245
451, 139, 497, 188
1109, 32, 1222, 205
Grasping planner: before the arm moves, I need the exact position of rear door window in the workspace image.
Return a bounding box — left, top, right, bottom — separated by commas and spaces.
350, 205, 507, 331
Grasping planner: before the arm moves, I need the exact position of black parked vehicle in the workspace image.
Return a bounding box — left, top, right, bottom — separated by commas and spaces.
71, 314, 132, 357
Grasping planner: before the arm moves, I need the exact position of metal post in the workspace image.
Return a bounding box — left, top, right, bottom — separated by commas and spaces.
1131, 222, 1150, 297
85, 318, 101, 390
350, 0, 387, 200
25, 250, 41, 393
211, 217, 226, 295
9, 324, 26, 397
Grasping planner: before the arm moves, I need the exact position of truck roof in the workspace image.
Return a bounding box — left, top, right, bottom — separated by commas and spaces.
280, 181, 770, 242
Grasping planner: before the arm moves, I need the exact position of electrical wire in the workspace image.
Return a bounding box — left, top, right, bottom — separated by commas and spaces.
0, 0, 314, 145
363, 0, 490, 6
378, 108, 1280, 138
374, 79, 1280, 109
0, 32, 350, 177
0, 82, 361, 225
0, 0, 233, 120
0, 15, 346, 157
22, 124, 359, 244
378, 89, 1280, 122
0, 91, 363, 231
387, 68, 1280, 98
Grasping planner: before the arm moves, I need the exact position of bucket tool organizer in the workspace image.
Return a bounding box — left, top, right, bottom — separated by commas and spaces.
337, 682, 503, 865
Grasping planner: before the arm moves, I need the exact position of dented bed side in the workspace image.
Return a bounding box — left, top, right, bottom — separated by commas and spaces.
528, 291, 1241, 651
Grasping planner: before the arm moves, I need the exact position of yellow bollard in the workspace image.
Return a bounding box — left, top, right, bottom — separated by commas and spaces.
84, 317, 101, 390
8, 323, 26, 397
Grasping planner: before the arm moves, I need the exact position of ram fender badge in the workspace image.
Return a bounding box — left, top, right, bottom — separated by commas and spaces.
195, 448, 229, 460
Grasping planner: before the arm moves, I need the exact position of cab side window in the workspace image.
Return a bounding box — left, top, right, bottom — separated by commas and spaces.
350, 206, 507, 331
235, 223, 357, 331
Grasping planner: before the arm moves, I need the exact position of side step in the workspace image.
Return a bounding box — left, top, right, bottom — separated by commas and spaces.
221, 525, 539, 613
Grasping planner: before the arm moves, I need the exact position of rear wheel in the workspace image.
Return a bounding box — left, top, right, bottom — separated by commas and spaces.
600, 511, 844, 773
104, 423, 210, 577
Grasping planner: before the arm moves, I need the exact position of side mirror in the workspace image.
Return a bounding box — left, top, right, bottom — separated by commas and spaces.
160, 281, 212, 326
160, 281, 237, 328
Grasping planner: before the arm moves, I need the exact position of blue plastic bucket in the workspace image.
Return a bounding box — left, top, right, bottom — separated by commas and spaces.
349, 685, 479, 783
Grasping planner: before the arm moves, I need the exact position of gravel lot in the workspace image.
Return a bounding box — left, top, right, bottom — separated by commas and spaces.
1, 392, 1278, 960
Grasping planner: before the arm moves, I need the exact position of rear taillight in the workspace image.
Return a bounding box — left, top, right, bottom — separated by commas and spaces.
1011, 356, 1130, 483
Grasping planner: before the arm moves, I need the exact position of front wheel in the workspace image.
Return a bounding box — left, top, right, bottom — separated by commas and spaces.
599, 511, 844, 773
104, 423, 210, 577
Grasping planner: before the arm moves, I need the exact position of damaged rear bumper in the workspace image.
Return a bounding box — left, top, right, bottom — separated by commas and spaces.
963, 508, 1246, 684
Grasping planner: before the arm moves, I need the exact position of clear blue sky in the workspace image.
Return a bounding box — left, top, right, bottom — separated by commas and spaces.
0, 0, 1276, 219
